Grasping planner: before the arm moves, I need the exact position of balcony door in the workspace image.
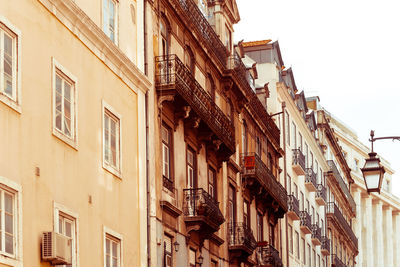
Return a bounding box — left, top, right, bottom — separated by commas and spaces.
186, 147, 197, 189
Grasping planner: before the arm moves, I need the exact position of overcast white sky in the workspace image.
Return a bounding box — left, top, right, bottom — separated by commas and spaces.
234, 0, 400, 196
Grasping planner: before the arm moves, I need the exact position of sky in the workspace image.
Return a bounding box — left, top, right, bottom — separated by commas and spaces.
234, 0, 400, 196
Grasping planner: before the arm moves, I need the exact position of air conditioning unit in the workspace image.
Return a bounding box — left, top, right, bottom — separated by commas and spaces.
42, 231, 72, 265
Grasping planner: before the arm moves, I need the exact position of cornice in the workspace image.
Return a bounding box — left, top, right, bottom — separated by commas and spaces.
37, 0, 152, 94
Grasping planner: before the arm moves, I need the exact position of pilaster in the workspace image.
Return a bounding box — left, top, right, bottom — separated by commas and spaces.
373, 199, 384, 267
384, 205, 393, 267
363, 195, 374, 267
353, 189, 362, 266
394, 212, 400, 267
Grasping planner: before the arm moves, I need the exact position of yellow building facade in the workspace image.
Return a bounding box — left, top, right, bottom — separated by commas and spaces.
0, 0, 150, 266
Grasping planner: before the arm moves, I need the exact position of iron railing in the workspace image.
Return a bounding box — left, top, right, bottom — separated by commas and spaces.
227, 51, 255, 96
332, 254, 346, 267
300, 211, 312, 231
228, 222, 257, 252
170, 0, 228, 68
305, 168, 317, 189
311, 224, 322, 243
155, 55, 235, 154
241, 152, 288, 211
321, 236, 331, 253
316, 184, 327, 202
292, 149, 306, 171
327, 160, 356, 214
288, 194, 300, 218
183, 188, 224, 227
326, 202, 358, 250
257, 244, 283, 267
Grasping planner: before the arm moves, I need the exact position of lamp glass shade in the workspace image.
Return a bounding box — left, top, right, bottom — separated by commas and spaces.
361, 152, 385, 193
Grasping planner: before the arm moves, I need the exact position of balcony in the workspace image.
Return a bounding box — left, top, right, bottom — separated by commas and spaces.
316, 184, 327, 206
300, 211, 312, 234
183, 188, 224, 237
321, 236, 331, 256
241, 153, 288, 218
155, 55, 235, 159
256, 244, 283, 267
326, 202, 358, 251
226, 52, 255, 97
332, 254, 346, 267
311, 224, 322, 246
292, 149, 306, 175
305, 168, 317, 192
287, 195, 300, 221
327, 160, 356, 214
228, 222, 257, 261
169, 0, 228, 68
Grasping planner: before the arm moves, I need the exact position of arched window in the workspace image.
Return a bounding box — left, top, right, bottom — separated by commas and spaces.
206, 73, 215, 101
184, 46, 195, 74
160, 17, 170, 57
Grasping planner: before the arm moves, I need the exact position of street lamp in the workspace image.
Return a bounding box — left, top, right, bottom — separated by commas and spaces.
197, 255, 203, 266
361, 130, 400, 193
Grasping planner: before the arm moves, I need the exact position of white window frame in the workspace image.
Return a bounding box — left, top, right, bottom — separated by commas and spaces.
0, 176, 22, 266
0, 16, 22, 113
103, 226, 123, 267
53, 202, 79, 267
52, 58, 78, 149
102, 0, 119, 45
102, 101, 122, 178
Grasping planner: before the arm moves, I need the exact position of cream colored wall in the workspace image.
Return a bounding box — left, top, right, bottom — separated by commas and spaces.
0, 0, 146, 266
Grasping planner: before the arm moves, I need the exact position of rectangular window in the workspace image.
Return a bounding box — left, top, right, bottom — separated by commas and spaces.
105, 234, 121, 267
292, 122, 297, 149
288, 225, 293, 254
295, 231, 300, 259
243, 200, 250, 228
302, 237, 306, 264
189, 248, 196, 267
256, 136, 261, 156
257, 212, 263, 242
299, 133, 303, 152
211, 260, 218, 267
300, 192, 304, 210
0, 22, 19, 105
305, 144, 309, 168
103, 0, 118, 43
164, 235, 172, 267
208, 167, 216, 199
162, 124, 173, 181
293, 183, 298, 198
187, 147, 196, 188
228, 185, 236, 224
55, 204, 78, 267
269, 223, 275, 247
287, 175, 291, 196
308, 244, 311, 267
310, 152, 314, 169
313, 249, 316, 267
318, 255, 320, 267
285, 112, 290, 145
225, 25, 232, 51
0, 188, 16, 257
103, 106, 121, 175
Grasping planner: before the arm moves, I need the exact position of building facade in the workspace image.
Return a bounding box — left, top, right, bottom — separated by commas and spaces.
309, 102, 400, 267
0, 0, 150, 266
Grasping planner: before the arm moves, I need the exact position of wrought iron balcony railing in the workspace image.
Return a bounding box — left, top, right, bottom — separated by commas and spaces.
170, 0, 228, 68
332, 254, 347, 267
241, 152, 288, 214
227, 52, 255, 96
327, 160, 356, 214
326, 202, 358, 250
257, 244, 283, 267
300, 211, 312, 234
183, 188, 224, 231
287, 194, 300, 220
228, 222, 257, 255
311, 224, 322, 245
321, 236, 331, 256
305, 168, 317, 191
315, 184, 327, 205
292, 149, 306, 175
155, 55, 235, 154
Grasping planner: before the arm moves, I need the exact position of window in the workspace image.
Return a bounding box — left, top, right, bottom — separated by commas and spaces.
54, 203, 78, 267
206, 74, 215, 101
52, 60, 77, 147
225, 25, 232, 51
228, 185, 236, 224
164, 235, 172, 267
242, 121, 248, 153
0, 20, 20, 109
189, 248, 196, 267
305, 143, 309, 167
162, 124, 173, 183
160, 17, 169, 56
313, 249, 316, 267
299, 133, 303, 152
285, 111, 290, 145
211, 260, 218, 267
103, 105, 121, 176
243, 200, 250, 228
186, 147, 196, 188
300, 192, 304, 210
288, 225, 293, 254
302, 237, 306, 264
269, 223, 275, 247
184, 46, 195, 73
208, 167, 216, 199
287, 175, 291, 196
256, 136, 261, 156
257, 212, 263, 242
293, 183, 298, 198
308, 244, 311, 267
291, 122, 297, 149
295, 231, 300, 259
0, 187, 16, 256
103, 0, 118, 43
104, 233, 121, 267
318, 255, 320, 267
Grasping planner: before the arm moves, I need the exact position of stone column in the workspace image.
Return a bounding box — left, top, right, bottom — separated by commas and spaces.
394, 212, 400, 267
353, 189, 362, 266
384, 206, 393, 267
364, 195, 374, 267
373, 200, 384, 267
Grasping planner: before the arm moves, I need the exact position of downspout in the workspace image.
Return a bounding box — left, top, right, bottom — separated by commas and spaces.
281, 101, 289, 267
144, 0, 148, 76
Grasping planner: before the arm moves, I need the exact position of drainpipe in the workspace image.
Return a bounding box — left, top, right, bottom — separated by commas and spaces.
281, 101, 289, 267
146, 91, 151, 267
143, 0, 148, 76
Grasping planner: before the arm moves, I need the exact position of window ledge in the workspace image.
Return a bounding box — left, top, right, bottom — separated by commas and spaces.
103, 163, 122, 179
0, 253, 22, 267
0, 94, 21, 114
52, 129, 78, 150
